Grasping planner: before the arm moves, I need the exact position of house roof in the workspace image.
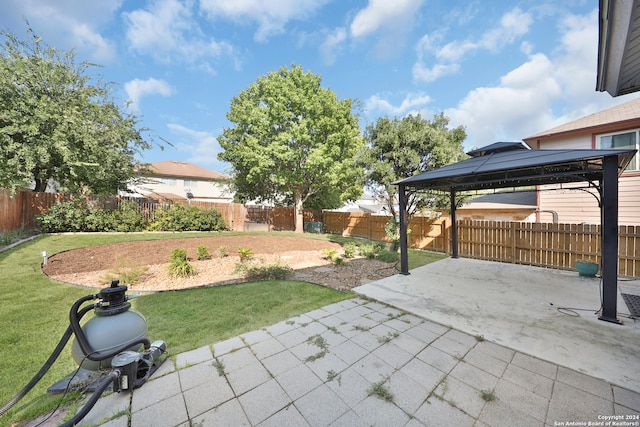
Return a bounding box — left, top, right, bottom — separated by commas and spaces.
146, 192, 186, 201
396, 142, 636, 193
523, 97, 640, 141
597, 0, 640, 96
466, 191, 537, 207
144, 161, 227, 180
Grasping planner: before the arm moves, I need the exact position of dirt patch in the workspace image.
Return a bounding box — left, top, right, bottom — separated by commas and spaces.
43, 235, 398, 292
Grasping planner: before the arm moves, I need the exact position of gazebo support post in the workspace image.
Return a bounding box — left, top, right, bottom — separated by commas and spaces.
399, 184, 410, 275
599, 155, 622, 324
451, 190, 458, 258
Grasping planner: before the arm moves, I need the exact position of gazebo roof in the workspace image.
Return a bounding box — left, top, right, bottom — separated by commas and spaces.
396, 142, 636, 192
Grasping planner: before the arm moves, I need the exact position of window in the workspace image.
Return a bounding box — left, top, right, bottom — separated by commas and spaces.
183, 179, 199, 188
161, 178, 177, 186
597, 129, 639, 171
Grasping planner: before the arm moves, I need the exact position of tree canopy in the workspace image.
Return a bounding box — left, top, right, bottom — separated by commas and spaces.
0, 27, 154, 194
218, 64, 364, 232
358, 113, 467, 221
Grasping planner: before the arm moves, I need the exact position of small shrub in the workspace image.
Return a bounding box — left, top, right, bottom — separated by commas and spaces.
170, 248, 189, 262
321, 248, 338, 261
197, 245, 211, 260
217, 246, 228, 258
234, 260, 292, 280
102, 256, 148, 285
237, 247, 254, 262
168, 260, 197, 278
358, 243, 379, 259
333, 256, 345, 266
342, 242, 357, 259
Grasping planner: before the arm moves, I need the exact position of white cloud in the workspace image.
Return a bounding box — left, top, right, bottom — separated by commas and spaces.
444, 9, 626, 150
350, 0, 424, 38
199, 0, 330, 42
0, 0, 121, 62
349, 0, 424, 59
412, 62, 460, 83
124, 78, 174, 111
167, 123, 226, 170
123, 0, 236, 68
413, 7, 533, 83
446, 54, 561, 148
365, 92, 432, 116
320, 27, 347, 65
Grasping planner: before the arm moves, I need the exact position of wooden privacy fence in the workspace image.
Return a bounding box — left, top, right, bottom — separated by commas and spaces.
0, 190, 320, 233
322, 211, 640, 278
0, 189, 67, 232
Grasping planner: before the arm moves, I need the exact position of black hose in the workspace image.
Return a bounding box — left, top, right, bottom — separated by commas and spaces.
59, 370, 119, 427
0, 302, 95, 417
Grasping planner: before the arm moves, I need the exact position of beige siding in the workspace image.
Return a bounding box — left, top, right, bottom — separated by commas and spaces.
540, 176, 640, 225
535, 134, 591, 149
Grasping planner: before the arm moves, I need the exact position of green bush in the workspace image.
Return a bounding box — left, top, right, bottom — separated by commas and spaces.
85, 208, 118, 231
197, 245, 211, 260
168, 248, 196, 277
238, 247, 254, 262
148, 204, 226, 231
170, 248, 189, 262
36, 199, 149, 232
217, 246, 228, 258
359, 243, 380, 259
168, 260, 197, 278
35, 199, 91, 232
234, 260, 292, 280
111, 200, 147, 232
342, 242, 357, 259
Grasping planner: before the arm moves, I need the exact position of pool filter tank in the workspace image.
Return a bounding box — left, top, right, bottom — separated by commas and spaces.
70, 281, 149, 371
0, 280, 166, 426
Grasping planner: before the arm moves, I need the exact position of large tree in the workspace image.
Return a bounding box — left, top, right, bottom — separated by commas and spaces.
218, 64, 364, 232
0, 27, 154, 194
359, 113, 467, 224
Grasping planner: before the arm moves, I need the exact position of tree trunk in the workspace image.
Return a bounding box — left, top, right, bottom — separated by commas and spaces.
33, 178, 47, 192
294, 192, 304, 233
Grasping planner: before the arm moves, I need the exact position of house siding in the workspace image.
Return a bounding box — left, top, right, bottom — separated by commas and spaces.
525, 100, 640, 226
539, 175, 640, 225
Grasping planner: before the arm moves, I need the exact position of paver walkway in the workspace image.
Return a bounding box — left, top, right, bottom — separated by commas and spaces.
77, 298, 639, 426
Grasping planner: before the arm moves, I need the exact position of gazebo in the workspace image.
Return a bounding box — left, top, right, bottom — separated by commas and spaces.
395, 142, 636, 324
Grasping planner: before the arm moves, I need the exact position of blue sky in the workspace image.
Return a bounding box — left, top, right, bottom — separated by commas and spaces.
2, 0, 638, 175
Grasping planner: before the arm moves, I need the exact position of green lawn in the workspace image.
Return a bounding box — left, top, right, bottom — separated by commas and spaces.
0, 231, 446, 425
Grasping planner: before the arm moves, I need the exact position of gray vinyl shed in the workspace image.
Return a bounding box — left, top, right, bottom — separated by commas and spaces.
395, 142, 636, 324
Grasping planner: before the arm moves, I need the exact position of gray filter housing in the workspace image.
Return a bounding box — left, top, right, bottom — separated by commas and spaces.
71, 309, 148, 371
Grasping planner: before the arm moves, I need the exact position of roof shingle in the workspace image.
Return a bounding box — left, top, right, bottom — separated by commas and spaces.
524, 97, 640, 141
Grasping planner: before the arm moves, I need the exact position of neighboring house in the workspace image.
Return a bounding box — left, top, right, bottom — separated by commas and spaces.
523, 97, 640, 225
458, 191, 539, 222
124, 161, 232, 203
333, 193, 388, 214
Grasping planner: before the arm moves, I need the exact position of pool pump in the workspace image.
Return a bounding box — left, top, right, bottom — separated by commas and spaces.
0, 281, 166, 425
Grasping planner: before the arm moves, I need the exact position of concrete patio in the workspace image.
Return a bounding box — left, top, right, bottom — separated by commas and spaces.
66, 258, 639, 426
